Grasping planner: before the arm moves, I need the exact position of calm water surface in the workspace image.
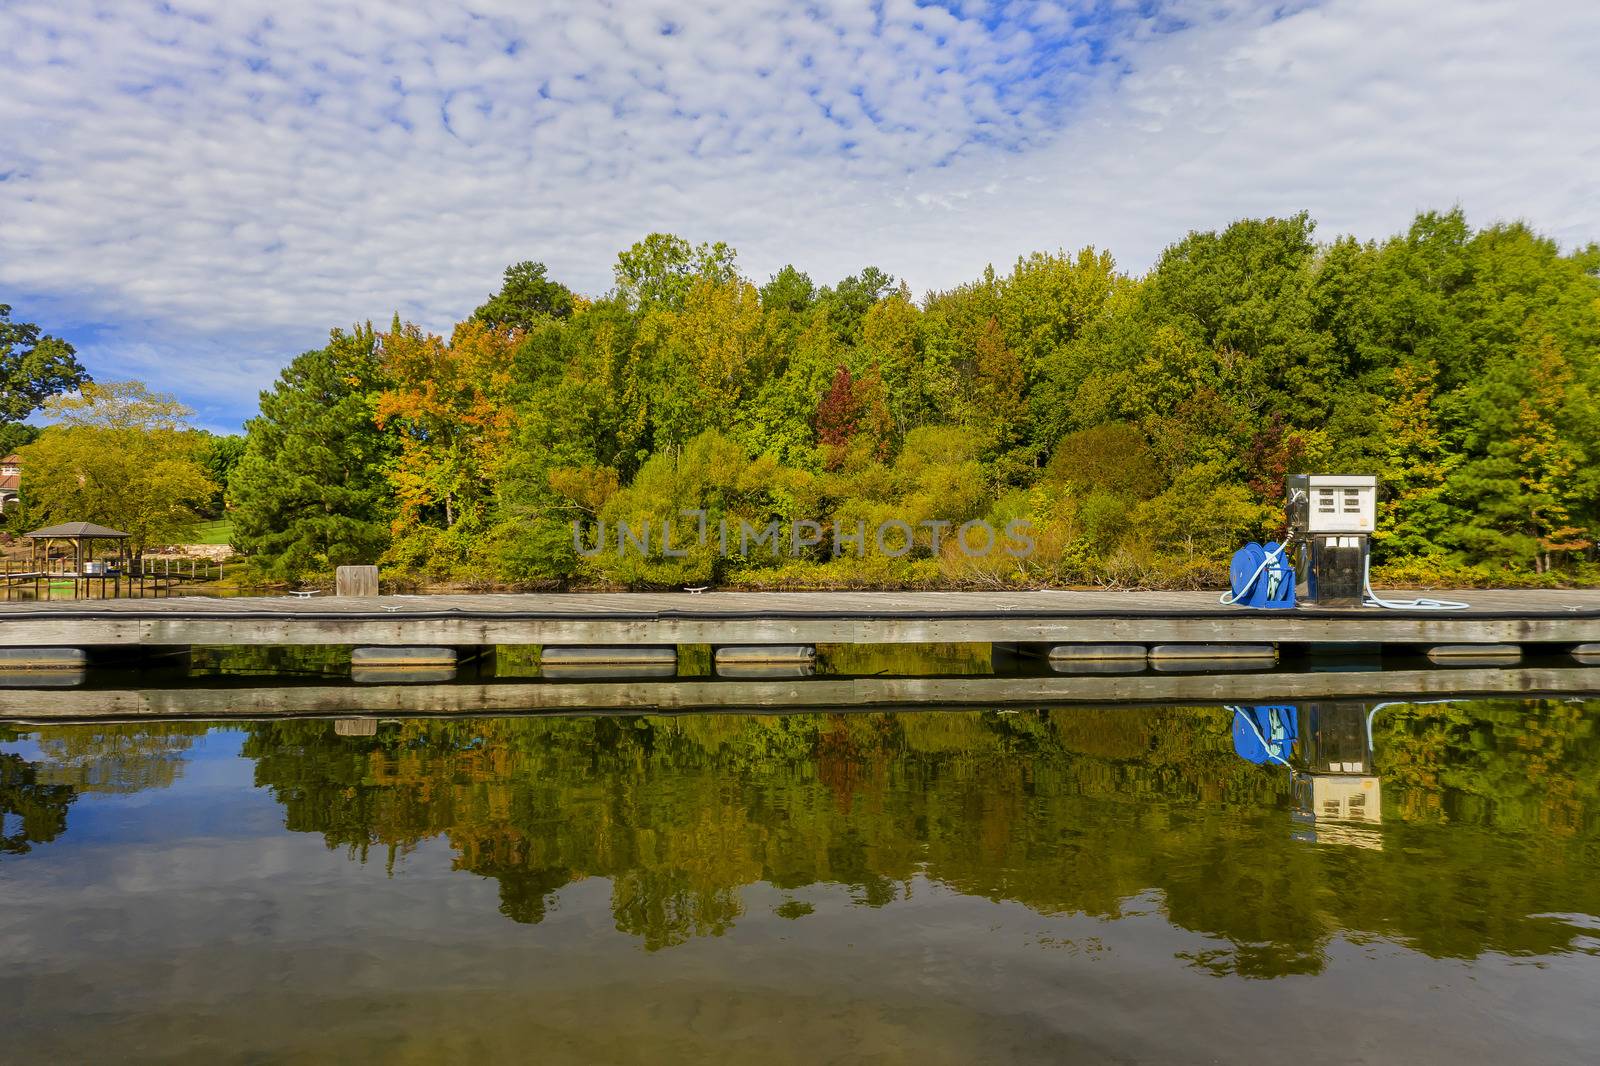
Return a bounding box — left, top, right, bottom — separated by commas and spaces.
2, 699, 1598, 1064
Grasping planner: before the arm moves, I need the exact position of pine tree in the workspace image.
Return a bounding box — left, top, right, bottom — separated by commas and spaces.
230, 326, 394, 578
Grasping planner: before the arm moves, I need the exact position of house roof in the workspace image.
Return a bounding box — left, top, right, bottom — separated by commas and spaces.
0, 474, 18, 492
0, 454, 20, 464
24, 522, 132, 539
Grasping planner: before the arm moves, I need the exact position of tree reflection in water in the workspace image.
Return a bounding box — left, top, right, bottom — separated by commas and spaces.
235, 701, 1600, 969
4, 702, 1598, 976
1, 723, 204, 856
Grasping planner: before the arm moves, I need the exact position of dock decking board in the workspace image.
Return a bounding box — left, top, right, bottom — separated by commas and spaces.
0, 590, 1596, 648
2, 664, 1597, 721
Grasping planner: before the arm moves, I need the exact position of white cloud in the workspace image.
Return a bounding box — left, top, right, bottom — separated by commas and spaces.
0, 0, 1596, 427
901, 0, 1600, 279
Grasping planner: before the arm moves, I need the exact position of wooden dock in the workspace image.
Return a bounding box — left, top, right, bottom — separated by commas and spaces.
0, 590, 1596, 649
2, 664, 1597, 722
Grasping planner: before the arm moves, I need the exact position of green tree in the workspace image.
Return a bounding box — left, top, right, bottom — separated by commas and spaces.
1448, 336, 1595, 570
195, 432, 245, 519
1136, 213, 1345, 425
614, 234, 740, 311
817, 267, 894, 343
0, 422, 40, 460
1373, 362, 1454, 560
0, 304, 90, 426
230, 327, 394, 578
759, 265, 816, 315
472, 260, 576, 329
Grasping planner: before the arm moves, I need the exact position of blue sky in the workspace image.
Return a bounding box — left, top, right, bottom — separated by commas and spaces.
2, 0, 1597, 432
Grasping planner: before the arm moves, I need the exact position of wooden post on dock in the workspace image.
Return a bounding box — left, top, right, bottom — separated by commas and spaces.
336, 565, 380, 597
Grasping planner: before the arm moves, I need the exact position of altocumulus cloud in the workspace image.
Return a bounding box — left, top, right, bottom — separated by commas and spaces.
0, 0, 1596, 429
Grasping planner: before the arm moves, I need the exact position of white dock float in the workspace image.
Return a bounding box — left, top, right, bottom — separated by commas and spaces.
1427, 644, 1522, 666
538, 647, 678, 680
352, 646, 458, 666
0, 647, 88, 669
1046, 644, 1148, 661
1148, 643, 1277, 673
1148, 644, 1277, 661
540, 662, 678, 680
1050, 659, 1147, 675
715, 661, 818, 679
540, 646, 677, 666
714, 645, 817, 665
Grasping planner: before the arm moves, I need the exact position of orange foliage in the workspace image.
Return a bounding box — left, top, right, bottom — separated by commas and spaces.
376, 320, 520, 531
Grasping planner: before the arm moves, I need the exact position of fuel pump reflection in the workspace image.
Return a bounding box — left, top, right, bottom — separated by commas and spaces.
1231, 702, 1383, 850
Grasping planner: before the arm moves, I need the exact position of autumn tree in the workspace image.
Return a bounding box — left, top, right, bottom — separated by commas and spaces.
649, 278, 767, 448
814, 366, 860, 452
813, 363, 891, 470
376, 318, 521, 573
20, 381, 215, 557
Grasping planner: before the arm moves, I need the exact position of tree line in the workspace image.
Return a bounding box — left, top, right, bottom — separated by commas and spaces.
6, 208, 1598, 586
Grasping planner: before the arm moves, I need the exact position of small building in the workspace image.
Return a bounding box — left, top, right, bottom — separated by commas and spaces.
0, 453, 20, 513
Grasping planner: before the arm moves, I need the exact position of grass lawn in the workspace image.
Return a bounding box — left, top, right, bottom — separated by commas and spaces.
190, 518, 234, 545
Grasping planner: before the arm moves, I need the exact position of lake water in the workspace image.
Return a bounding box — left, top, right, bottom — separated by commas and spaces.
3, 699, 1598, 1064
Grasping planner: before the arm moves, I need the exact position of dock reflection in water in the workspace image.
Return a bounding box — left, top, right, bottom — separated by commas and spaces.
2, 699, 1599, 1063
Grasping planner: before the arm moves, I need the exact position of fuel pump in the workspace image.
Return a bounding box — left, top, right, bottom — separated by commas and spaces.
1226, 474, 1467, 610
1286, 474, 1374, 607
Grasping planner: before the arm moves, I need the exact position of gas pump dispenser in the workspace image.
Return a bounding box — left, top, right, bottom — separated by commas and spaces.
1226, 474, 1466, 611
1286, 474, 1375, 607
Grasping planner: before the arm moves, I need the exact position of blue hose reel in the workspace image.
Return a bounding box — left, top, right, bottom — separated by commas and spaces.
1231, 704, 1298, 765
1227, 540, 1296, 609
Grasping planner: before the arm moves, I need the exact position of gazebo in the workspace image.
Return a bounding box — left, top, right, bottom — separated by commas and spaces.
24, 522, 133, 577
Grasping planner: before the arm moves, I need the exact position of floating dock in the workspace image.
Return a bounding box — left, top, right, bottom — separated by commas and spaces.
0, 589, 1596, 648
1, 590, 1597, 722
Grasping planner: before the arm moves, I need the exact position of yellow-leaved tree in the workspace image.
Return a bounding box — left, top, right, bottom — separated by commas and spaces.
19, 380, 216, 559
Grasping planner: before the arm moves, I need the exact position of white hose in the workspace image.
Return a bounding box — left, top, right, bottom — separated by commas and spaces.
1361, 555, 1469, 611
1366, 698, 1463, 749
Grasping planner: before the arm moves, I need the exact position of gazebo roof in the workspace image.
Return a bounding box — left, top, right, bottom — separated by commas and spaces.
24, 522, 132, 539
